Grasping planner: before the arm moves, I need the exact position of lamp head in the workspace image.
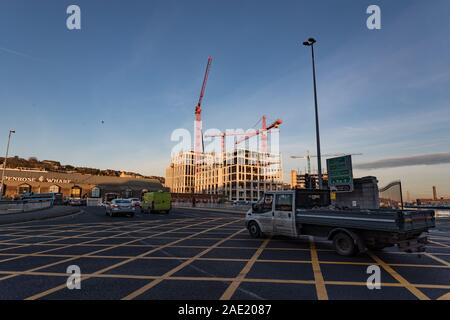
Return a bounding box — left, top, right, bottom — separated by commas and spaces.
303, 38, 317, 46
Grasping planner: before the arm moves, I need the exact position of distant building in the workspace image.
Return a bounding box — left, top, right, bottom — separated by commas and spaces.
119, 171, 142, 178
415, 186, 450, 206
1, 168, 165, 199
290, 169, 328, 189
166, 149, 283, 202
165, 152, 195, 194
416, 198, 450, 206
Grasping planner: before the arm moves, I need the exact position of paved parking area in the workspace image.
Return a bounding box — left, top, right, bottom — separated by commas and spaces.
0, 209, 449, 300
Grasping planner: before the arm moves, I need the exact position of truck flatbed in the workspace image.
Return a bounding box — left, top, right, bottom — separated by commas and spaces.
295, 208, 435, 233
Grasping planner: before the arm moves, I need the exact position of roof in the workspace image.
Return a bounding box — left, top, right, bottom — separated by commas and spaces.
3, 168, 164, 190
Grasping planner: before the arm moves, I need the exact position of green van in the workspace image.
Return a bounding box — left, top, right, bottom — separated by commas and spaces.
142, 191, 172, 214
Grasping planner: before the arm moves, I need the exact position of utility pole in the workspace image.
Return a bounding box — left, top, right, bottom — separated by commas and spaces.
303, 37, 323, 189
0, 130, 15, 199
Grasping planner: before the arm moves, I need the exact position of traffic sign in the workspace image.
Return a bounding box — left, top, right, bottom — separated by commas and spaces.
327, 155, 354, 193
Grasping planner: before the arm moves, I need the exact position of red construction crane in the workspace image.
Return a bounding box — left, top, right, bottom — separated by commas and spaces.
204, 131, 246, 159
194, 56, 213, 155
235, 116, 283, 153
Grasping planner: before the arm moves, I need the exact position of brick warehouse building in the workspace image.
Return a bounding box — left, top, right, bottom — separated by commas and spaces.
1, 168, 165, 199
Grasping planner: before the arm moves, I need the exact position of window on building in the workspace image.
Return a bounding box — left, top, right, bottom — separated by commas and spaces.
91, 186, 100, 198
71, 186, 82, 198
49, 185, 60, 193
18, 184, 31, 194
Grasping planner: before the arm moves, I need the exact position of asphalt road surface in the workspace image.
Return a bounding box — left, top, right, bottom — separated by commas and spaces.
0, 207, 449, 300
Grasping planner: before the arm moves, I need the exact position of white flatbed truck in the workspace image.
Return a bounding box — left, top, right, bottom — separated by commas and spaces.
245, 190, 435, 256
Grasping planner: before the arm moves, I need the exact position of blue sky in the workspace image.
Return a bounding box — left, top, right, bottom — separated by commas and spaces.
0, 0, 449, 198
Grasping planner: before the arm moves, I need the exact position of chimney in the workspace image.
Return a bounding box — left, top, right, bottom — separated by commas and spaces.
432, 186, 437, 201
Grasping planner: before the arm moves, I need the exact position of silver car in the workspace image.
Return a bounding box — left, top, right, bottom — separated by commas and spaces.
105, 199, 136, 217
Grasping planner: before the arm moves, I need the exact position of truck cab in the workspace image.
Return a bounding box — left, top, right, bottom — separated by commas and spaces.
246, 191, 296, 238
246, 189, 330, 238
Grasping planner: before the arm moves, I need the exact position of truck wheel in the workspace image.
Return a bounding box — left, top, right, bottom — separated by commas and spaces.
333, 232, 356, 256
248, 222, 262, 238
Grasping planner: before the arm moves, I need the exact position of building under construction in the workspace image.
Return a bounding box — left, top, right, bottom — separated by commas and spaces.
165, 56, 283, 202
166, 149, 283, 202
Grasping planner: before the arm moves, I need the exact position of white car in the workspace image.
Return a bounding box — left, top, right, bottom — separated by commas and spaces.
128, 198, 141, 208
105, 199, 136, 217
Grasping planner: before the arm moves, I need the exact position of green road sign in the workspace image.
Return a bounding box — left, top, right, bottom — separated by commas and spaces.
327, 155, 354, 192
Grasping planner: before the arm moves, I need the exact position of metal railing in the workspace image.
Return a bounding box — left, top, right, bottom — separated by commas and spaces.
0, 199, 53, 215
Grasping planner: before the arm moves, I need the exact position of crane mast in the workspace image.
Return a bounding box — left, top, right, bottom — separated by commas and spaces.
194, 56, 213, 155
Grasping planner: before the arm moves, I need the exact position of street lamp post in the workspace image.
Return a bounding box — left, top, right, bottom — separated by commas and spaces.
0, 130, 15, 199
303, 37, 323, 189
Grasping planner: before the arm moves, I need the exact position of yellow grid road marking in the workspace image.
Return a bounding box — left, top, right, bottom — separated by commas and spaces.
424, 253, 450, 267
429, 240, 450, 248
1, 269, 450, 291
1, 218, 220, 283
437, 292, 450, 300
309, 236, 328, 300
0, 219, 182, 267
1, 211, 449, 300
220, 238, 270, 300
122, 227, 245, 300
25, 218, 240, 300
368, 252, 430, 300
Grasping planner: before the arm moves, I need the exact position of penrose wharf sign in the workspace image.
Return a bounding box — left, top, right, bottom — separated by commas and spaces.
4, 176, 72, 184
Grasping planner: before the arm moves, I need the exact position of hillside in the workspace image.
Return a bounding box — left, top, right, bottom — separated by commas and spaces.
0, 156, 165, 184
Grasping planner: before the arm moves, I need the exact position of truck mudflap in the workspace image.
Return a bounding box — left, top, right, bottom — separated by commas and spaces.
397, 234, 428, 253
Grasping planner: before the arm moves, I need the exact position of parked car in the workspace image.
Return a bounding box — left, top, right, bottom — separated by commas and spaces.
105, 199, 136, 217
233, 200, 250, 206
69, 198, 83, 206
104, 192, 120, 203
128, 198, 141, 208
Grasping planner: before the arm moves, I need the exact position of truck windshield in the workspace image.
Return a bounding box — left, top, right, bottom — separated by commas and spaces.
260, 194, 273, 213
